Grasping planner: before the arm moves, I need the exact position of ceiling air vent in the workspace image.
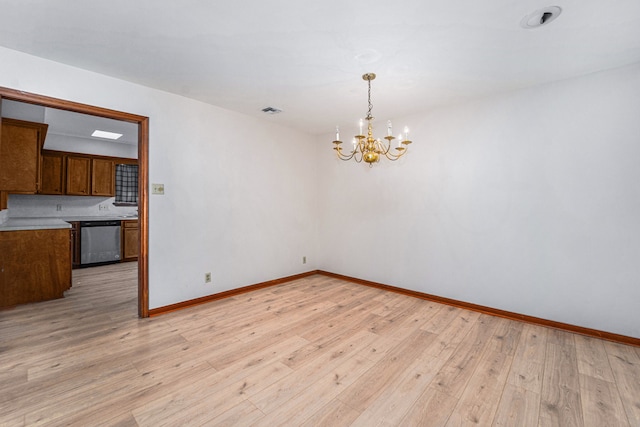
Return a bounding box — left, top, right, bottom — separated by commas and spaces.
520, 6, 562, 29
261, 106, 283, 115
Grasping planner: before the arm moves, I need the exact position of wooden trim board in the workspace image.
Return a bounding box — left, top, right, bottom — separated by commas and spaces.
150, 269, 639, 346
317, 270, 640, 347
148, 271, 320, 317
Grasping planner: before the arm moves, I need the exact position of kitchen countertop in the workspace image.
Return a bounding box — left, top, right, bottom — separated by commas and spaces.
60, 216, 139, 222
0, 217, 72, 231
0, 216, 138, 231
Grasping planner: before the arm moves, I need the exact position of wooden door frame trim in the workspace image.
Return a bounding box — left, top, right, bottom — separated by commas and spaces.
0, 87, 150, 317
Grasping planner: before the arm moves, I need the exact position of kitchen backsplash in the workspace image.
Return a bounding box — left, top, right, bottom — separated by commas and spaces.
0, 209, 8, 224
8, 194, 137, 218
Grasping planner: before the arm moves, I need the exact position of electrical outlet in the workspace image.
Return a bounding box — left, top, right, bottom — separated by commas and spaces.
56, 204, 62, 211
205, 272, 212, 283
303, 256, 307, 264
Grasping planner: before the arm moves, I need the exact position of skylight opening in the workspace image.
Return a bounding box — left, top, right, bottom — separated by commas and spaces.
91, 130, 123, 140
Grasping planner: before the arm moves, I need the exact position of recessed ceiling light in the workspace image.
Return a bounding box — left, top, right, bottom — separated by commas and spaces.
91, 130, 123, 140
520, 6, 562, 29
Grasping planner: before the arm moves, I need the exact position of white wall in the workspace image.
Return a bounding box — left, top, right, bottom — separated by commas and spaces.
3, 44, 638, 338
317, 63, 640, 339
0, 46, 318, 309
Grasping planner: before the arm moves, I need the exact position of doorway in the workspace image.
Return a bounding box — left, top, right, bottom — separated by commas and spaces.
0, 87, 149, 317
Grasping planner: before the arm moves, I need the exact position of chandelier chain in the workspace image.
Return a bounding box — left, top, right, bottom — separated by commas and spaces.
367, 78, 373, 120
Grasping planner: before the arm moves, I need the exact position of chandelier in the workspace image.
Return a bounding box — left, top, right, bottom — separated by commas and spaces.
332, 73, 412, 166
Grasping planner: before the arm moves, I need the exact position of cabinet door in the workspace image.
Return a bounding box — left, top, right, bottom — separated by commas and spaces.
40, 152, 66, 195
0, 229, 71, 308
91, 158, 115, 196
122, 221, 139, 261
0, 119, 47, 193
70, 222, 81, 269
66, 156, 91, 195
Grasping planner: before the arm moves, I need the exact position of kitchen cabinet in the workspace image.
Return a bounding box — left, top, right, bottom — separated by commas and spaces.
66, 155, 91, 195
40, 150, 130, 197
69, 221, 80, 268
40, 151, 66, 195
0, 228, 72, 308
91, 158, 115, 196
0, 118, 48, 193
121, 220, 138, 262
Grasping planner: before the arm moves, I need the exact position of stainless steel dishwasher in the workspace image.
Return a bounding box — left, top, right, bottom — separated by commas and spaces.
80, 220, 121, 266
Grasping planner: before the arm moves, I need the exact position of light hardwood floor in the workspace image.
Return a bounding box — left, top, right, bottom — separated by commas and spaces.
1, 263, 639, 426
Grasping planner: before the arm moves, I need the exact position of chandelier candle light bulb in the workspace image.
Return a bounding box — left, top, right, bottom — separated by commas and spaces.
332, 73, 413, 166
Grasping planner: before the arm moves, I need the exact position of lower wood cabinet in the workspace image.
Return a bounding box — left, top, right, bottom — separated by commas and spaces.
69, 221, 80, 269
121, 220, 138, 262
0, 228, 72, 308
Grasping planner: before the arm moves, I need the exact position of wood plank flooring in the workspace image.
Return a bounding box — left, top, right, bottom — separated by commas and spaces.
1, 263, 639, 426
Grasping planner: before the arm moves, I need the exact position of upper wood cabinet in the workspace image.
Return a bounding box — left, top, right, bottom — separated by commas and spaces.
40, 151, 66, 195
0, 118, 48, 193
40, 150, 134, 197
91, 158, 115, 196
66, 156, 91, 196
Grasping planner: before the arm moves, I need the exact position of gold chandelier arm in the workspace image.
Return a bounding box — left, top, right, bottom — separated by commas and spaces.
375, 138, 402, 160
382, 145, 408, 161
383, 152, 402, 161
378, 138, 392, 156
334, 144, 363, 162
334, 147, 355, 161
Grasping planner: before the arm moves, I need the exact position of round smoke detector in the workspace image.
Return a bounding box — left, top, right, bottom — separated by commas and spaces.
520, 6, 562, 29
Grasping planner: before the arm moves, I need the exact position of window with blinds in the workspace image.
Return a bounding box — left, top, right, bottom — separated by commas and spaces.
115, 164, 138, 205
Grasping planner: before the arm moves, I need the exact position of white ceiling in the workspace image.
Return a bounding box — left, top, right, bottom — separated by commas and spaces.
1, 0, 639, 135
44, 107, 138, 145
1, 100, 138, 145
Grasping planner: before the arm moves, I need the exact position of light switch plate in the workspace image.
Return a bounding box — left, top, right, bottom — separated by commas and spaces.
152, 183, 165, 195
